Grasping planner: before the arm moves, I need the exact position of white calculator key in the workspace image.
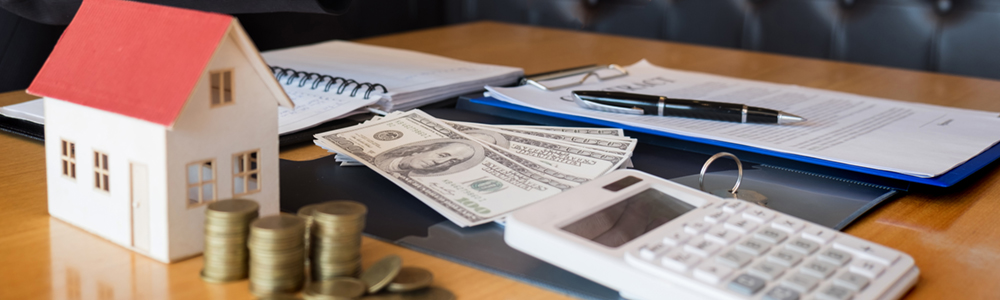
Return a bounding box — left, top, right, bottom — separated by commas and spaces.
662, 231, 691, 246
638, 243, 671, 260
833, 239, 901, 266
693, 261, 734, 284
815, 284, 854, 300
727, 273, 767, 296
833, 272, 871, 292
771, 216, 805, 234
768, 249, 804, 267
684, 237, 722, 257
786, 238, 821, 255
748, 261, 786, 281
661, 249, 701, 272
817, 248, 853, 266
720, 200, 748, 214
684, 221, 712, 235
705, 227, 740, 245
781, 272, 820, 293
802, 226, 837, 244
800, 260, 838, 279
736, 238, 772, 256
849, 259, 886, 278
763, 286, 801, 300
704, 209, 729, 224
724, 216, 759, 234
754, 227, 789, 244
742, 207, 776, 223
716, 250, 754, 268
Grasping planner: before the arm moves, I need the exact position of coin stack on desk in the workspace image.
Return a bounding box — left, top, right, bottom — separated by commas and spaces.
309, 200, 367, 280
200, 199, 259, 283
248, 213, 306, 297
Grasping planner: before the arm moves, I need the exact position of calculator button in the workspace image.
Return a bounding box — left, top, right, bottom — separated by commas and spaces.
786, 238, 820, 255
684, 237, 722, 257
705, 227, 740, 245
815, 284, 854, 300
848, 259, 886, 278
833, 272, 870, 292
754, 227, 789, 244
684, 221, 712, 235
768, 249, 805, 267
724, 217, 759, 234
771, 217, 805, 234
742, 207, 775, 223
638, 243, 671, 260
716, 250, 754, 268
693, 261, 734, 284
721, 200, 748, 214
833, 239, 900, 266
763, 286, 801, 300
661, 249, 701, 272
781, 273, 820, 293
817, 248, 853, 266
736, 238, 772, 256
800, 260, 838, 279
749, 261, 786, 281
727, 273, 766, 296
662, 231, 691, 246
802, 226, 837, 245
704, 209, 729, 224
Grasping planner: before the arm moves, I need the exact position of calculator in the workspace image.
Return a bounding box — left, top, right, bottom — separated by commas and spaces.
505, 169, 918, 300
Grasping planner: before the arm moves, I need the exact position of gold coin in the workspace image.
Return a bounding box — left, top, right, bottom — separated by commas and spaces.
206, 199, 260, 218
359, 255, 402, 294
251, 214, 306, 238
360, 287, 455, 300
385, 267, 433, 292
199, 270, 246, 283
304, 277, 367, 298
313, 201, 367, 221
297, 203, 325, 219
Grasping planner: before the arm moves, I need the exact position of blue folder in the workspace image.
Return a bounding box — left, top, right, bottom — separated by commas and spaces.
466, 96, 1000, 188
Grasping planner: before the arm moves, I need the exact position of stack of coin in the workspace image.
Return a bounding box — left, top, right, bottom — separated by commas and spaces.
248, 213, 306, 297
201, 199, 259, 283
310, 201, 367, 280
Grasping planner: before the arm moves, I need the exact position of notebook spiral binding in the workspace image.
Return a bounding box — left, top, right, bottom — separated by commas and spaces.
269, 66, 388, 99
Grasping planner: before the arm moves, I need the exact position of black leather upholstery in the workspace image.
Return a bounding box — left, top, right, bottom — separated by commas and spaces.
445, 0, 1000, 80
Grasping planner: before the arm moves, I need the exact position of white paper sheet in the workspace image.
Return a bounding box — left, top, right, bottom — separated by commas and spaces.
487, 60, 1000, 178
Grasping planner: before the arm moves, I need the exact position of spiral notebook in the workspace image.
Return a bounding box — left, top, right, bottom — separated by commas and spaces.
260, 41, 524, 135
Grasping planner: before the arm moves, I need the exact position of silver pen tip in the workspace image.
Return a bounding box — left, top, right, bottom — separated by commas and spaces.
777, 112, 806, 124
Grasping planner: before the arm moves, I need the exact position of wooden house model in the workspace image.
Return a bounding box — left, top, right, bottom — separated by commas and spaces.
27, 0, 292, 263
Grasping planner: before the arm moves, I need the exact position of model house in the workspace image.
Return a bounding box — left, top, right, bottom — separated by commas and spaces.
27, 0, 292, 263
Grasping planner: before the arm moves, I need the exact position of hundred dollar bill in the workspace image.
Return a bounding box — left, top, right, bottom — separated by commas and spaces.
314, 110, 573, 227
453, 121, 637, 152
501, 125, 626, 137
446, 122, 630, 179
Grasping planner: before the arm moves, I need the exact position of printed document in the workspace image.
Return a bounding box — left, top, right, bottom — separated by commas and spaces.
487, 60, 1000, 178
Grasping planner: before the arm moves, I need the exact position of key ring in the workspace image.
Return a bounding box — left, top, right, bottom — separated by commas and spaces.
699, 152, 743, 197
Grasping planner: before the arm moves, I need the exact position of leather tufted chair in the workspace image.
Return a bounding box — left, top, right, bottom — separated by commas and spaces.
445, 0, 1000, 80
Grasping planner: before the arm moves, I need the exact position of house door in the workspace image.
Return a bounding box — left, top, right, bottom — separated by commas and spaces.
131, 162, 150, 252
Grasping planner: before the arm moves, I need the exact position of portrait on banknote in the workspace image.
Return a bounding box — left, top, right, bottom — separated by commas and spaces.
373, 139, 486, 177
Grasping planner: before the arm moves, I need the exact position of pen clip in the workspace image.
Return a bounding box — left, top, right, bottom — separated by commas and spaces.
523, 64, 628, 91
573, 95, 645, 115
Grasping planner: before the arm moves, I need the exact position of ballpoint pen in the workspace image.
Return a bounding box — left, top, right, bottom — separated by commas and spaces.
572, 90, 807, 124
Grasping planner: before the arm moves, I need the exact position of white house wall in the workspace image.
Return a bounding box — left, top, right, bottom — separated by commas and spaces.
164, 29, 281, 262
44, 98, 169, 262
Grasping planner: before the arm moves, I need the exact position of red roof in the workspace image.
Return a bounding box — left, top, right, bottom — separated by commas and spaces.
28, 0, 233, 127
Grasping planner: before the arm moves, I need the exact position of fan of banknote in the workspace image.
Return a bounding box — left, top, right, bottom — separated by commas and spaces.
313, 110, 636, 227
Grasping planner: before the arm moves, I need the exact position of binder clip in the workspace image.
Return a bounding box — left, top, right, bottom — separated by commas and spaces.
698, 152, 767, 206
522, 64, 628, 91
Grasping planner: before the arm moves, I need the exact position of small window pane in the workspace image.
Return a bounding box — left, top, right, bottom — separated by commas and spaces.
70, 143, 75, 158
248, 174, 259, 191
62, 161, 68, 175
95, 172, 101, 188
188, 187, 199, 204
95, 152, 100, 167
234, 176, 245, 194
62, 141, 67, 156
102, 154, 108, 170
202, 163, 213, 181
187, 165, 199, 184
71, 164, 76, 178
202, 184, 214, 201
103, 175, 109, 191
234, 156, 244, 173
223, 71, 232, 103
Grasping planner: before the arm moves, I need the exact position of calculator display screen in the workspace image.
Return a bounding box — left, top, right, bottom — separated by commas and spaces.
562, 188, 696, 248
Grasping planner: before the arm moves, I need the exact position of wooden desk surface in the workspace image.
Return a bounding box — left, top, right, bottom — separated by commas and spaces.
3, 21, 1000, 299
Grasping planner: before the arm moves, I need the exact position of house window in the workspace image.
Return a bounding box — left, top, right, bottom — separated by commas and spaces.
187, 160, 216, 207
233, 150, 260, 196
210, 69, 233, 107
61, 140, 76, 179
94, 151, 109, 192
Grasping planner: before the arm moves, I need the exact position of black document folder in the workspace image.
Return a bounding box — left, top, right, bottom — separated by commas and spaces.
279, 107, 898, 300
